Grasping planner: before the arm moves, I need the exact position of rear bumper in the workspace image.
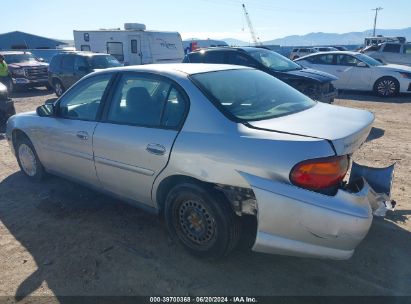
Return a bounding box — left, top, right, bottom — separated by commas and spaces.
240, 172, 384, 260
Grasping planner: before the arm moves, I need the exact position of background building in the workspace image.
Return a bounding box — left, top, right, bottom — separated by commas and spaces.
0, 31, 67, 50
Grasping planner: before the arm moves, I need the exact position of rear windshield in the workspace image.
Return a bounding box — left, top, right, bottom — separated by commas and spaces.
191, 69, 315, 122
87, 55, 122, 69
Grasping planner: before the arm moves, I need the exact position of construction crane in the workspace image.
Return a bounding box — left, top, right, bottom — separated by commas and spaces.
242, 3, 262, 46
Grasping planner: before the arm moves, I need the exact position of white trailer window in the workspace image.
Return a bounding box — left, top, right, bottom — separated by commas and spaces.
131, 40, 138, 54
107, 42, 124, 62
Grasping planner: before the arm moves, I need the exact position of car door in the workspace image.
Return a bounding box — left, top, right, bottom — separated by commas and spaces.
39, 73, 113, 187
92, 72, 187, 206
334, 54, 372, 91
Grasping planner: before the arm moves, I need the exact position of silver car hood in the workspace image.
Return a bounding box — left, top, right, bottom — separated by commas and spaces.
247, 102, 374, 155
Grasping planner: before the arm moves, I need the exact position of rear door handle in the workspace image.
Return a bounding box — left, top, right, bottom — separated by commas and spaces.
146, 143, 166, 155
76, 131, 89, 140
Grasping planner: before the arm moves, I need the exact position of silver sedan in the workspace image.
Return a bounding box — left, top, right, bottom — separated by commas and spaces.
6, 64, 394, 259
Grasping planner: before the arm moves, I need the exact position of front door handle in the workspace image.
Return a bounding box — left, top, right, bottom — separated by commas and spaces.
146, 143, 166, 155
76, 131, 89, 140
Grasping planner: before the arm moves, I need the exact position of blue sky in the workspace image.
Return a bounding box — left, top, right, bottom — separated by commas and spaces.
2, 0, 410, 42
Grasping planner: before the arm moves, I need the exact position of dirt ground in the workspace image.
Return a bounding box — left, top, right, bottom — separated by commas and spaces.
0, 88, 410, 299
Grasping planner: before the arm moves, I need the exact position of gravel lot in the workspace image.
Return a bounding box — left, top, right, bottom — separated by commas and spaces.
0, 88, 410, 298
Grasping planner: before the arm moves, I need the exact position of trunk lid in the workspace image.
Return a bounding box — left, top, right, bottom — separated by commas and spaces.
247, 102, 374, 155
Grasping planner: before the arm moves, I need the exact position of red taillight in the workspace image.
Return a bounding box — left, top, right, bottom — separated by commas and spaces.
290, 156, 349, 191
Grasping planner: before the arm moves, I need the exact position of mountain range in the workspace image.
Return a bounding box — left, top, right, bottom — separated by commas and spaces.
224, 27, 411, 46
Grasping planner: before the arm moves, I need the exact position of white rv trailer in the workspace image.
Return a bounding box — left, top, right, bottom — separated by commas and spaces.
73, 23, 184, 65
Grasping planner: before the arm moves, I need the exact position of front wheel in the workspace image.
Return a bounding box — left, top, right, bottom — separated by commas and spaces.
15, 136, 45, 181
374, 77, 399, 97
53, 79, 65, 97
165, 183, 241, 259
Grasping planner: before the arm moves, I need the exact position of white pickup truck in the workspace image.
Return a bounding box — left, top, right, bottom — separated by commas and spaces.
362, 42, 411, 66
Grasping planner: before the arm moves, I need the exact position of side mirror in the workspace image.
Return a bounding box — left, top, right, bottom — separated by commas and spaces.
36, 104, 55, 117
357, 62, 368, 68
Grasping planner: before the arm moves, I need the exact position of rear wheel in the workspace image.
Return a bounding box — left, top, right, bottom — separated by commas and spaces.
15, 136, 45, 181
165, 183, 241, 259
374, 77, 399, 97
53, 79, 65, 97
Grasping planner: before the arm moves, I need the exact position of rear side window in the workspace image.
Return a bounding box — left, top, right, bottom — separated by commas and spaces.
308, 54, 334, 65
203, 52, 226, 63
61, 55, 75, 71
107, 74, 186, 128
131, 40, 138, 54
383, 44, 401, 53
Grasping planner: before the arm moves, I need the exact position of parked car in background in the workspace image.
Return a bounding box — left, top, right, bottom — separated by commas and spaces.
6, 64, 393, 260
295, 51, 411, 97
289, 47, 317, 60
0, 51, 50, 92
48, 52, 122, 96
362, 42, 411, 66
0, 82, 15, 129
183, 47, 337, 103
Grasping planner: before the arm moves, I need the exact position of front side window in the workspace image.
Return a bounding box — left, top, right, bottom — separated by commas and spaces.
58, 74, 112, 120
335, 55, 360, 66
61, 55, 75, 71
191, 69, 315, 122
107, 74, 186, 128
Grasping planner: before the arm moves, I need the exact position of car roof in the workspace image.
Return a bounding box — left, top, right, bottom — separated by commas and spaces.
94, 63, 250, 76
295, 51, 361, 59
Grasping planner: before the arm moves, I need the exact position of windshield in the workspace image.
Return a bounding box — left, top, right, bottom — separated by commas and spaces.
3, 53, 38, 64
247, 49, 302, 72
356, 54, 383, 66
191, 69, 315, 122
87, 55, 122, 69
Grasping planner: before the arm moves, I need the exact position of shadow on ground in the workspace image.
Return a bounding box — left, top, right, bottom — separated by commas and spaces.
0, 172, 410, 299
338, 90, 411, 103
10, 88, 53, 99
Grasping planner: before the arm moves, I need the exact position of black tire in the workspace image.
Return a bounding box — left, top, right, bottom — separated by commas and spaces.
15, 135, 45, 181
53, 79, 65, 97
373, 77, 399, 97
165, 182, 241, 259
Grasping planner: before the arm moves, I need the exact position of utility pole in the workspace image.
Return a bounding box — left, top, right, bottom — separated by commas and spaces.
372, 7, 383, 36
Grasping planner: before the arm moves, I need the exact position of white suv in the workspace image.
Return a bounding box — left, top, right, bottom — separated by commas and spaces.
362, 43, 411, 66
